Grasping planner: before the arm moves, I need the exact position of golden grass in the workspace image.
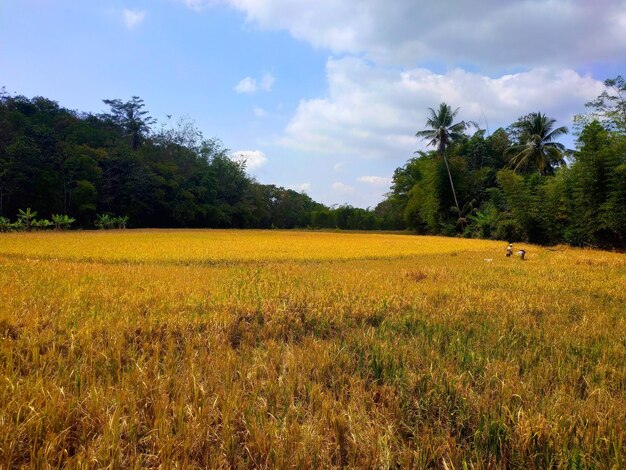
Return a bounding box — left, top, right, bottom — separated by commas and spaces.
0, 229, 499, 263
0, 230, 625, 468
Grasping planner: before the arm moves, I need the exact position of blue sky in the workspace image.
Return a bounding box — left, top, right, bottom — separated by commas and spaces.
2, 0, 625, 207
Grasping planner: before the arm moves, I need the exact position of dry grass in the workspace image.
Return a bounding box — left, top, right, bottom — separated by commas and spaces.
0, 230, 625, 468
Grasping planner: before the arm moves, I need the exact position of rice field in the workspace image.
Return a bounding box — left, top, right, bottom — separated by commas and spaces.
1, 230, 625, 468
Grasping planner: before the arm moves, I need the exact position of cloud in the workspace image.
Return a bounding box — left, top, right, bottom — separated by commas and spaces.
224, 0, 626, 68
290, 182, 311, 192
235, 73, 275, 94
332, 182, 355, 194
182, 0, 223, 11
333, 161, 346, 172
358, 176, 392, 186
259, 73, 275, 91
235, 77, 258, 94
279, 57, 604, 160
253, 107, 267, 117
122, 9, 146, 29
230, 150, 268, 170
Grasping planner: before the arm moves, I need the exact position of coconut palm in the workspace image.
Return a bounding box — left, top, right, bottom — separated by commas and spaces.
506, 112, 568, 175
416, 103, 475, 213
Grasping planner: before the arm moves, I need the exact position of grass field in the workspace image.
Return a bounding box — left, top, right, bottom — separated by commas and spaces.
1, 230, 625, 468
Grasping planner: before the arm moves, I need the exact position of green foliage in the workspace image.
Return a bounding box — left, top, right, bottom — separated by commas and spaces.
383, 93, 624, 248
565, 121, 626, 246
10, 220, 25, 232
94, 214, 130, 230
102, 96, 155, 151
51, 214, 76, 230
465, 206, 498, 239
32, 219, 54, 230
415, 103, 477, 156
2, 87, 624, 248
415, 103, 477, 212
17, 207, 37, 232
115, 215, 129, 229
94, 213, 112, 229
95, 214, 115, 230
311, 209, 336, 228
583, 75, 626, 132
506, 112, 568, 175
0, 216, 10, 232
0, 92, 336, 230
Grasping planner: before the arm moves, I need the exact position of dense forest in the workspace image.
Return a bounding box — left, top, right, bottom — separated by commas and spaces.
1, 77, 625, 248
378, 76, 626, 249
0, 92, 326, 230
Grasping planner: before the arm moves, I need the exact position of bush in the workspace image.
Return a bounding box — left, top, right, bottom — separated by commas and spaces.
17, 208, 37, 232
51, 214, 76, 231
32, 219, 54, 231
95, 214, 129, 229
495, 218, 526, 242
0, 217, 10, 232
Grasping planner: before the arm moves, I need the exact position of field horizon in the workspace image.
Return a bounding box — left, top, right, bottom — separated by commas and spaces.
1, 230, 625, 468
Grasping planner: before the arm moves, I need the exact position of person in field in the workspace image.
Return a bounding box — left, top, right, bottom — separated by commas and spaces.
506, 243, 513, 257
517, 249, 526, 260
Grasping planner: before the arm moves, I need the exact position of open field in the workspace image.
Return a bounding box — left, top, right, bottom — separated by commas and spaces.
1, 230, 625, 468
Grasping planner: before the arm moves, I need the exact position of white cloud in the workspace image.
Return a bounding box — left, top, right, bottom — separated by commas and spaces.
224, 0, 626, 68
358, 176, 392, 186
235, 77, 258, 94
253, 107, 267, 117
290, 182, 311, 192
183, 0, 223, 11
230, 150, 268, 170
122, 9, 146, 29
279, 57, 604, 160
179, 0, 618, 209
333, 161, 346, 172
332, 182, 355, 194
234, 73, 275, 94
260, 73, 275, 91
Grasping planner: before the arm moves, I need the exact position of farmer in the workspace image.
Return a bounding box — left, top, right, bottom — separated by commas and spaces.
506, 243, 513, 257
517, 249, 526, 260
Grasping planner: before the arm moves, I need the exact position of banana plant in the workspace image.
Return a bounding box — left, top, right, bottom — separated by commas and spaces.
32, 219, 54, 231
114, 216, 129, 229
17, 208, 37, 232
52, 214, 76, 230
10, 220, 25, 231
0, 216, 10, 232
95, 213, 115, 229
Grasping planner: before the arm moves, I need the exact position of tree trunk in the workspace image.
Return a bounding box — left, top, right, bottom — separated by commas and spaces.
441, 153, 460, 214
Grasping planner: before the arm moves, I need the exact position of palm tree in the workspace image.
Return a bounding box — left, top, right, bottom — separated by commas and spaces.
506, 112, 568, 175
416, 103, 475, 213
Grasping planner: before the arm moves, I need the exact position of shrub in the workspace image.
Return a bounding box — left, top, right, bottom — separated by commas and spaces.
0, 217, 10, 233
51, 214, 76, 231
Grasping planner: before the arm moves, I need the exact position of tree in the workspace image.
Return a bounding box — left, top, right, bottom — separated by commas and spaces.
415, 103, 476, 213
566, 120, 626, 246
506, 112, 568, 175
584, 75, 626, 132
102, 96, 155, 150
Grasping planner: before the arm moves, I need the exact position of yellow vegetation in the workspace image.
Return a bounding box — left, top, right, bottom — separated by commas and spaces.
0, 230, 625, 468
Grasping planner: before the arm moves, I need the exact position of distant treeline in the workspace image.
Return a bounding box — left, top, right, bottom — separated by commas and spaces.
1, 77, 625, 247
0, 93, 303, 229
0, 91, 401, 231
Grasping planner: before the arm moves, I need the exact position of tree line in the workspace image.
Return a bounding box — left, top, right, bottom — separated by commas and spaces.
375, 76, 626, 249
1, 77, 625, 247
0, 92, 330, 229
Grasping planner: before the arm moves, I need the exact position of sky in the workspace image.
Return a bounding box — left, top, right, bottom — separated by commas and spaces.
2, 0, 625, 208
